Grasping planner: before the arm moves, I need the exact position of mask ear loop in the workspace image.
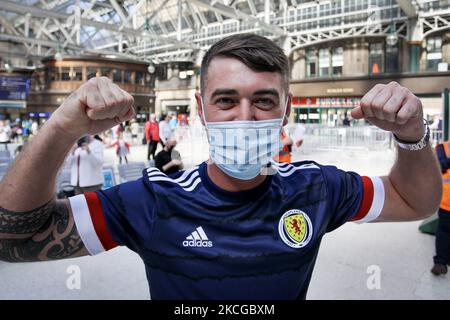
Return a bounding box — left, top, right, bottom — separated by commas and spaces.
200, 97, 209, 130
200, 97, 212, 144
279, 97, 289, 131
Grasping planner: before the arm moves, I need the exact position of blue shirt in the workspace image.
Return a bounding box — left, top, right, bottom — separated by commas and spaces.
69, 160, 384, 299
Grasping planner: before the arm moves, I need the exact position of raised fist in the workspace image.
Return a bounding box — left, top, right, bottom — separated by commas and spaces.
351, 81, 424, 142
51, 77, 135, 138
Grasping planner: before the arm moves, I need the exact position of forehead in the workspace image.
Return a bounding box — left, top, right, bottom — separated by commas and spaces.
204, 56, 283, 95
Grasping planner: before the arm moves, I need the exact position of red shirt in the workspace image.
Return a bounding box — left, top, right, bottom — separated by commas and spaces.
145, 121, 160, 141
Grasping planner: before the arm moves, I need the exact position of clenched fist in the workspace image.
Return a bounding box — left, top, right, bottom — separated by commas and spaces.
351, 81, 424, 142
51, 77, 135, 138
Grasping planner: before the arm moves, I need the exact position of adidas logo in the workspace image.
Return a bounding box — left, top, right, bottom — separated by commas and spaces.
182, 226, 213, 248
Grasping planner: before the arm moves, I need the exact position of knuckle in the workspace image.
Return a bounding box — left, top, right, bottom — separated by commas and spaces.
399, 87, 409, 96
382, 103, 395, 114
371, 99, 384, 110
374, 84, 385, 90
388, 81, 399, 87
396, 116, 408, 124
397, 109, 409, 121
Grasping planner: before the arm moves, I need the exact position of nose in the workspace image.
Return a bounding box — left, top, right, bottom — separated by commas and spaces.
236, 99, 256, 121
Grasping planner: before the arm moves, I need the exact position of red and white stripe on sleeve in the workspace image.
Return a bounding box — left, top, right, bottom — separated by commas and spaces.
351, 176, 385, 224
68, 192, 118, 255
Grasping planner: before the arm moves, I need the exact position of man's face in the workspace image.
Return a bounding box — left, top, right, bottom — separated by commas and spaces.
166, 139, 177, 149
196, 56, 290, 125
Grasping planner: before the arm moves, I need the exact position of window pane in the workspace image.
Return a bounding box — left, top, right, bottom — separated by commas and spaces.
332, 47, 343, 76
72, 67, 82, 81
306, 49, 317, 77
101, 68, 111, 77
369, 43, 384, 74
61, 67, 70, 81
386, 45, 399, 73
87, 68, 98, 80
319, 49, 330, 77
124, 70, 132, 83
135, 71, 144, 85
112, 69, 122, 82
46, 67, 58, 82
427, 36, 442, 71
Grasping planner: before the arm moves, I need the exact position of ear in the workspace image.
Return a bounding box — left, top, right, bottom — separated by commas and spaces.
282, 93, 292, 127
195, 92, 206, 126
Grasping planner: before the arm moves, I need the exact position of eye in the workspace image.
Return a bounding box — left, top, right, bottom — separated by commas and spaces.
215, 97, 236, 108
254, 98, 276, 109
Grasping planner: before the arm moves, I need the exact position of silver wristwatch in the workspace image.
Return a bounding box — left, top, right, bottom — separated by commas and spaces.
393, 119, 430, 151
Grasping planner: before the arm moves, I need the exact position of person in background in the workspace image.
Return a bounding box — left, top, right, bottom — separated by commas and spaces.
430, 115, 443, 131
130, 119, 140, 145
431, 140, 450, 275
10, 120, 20, 144
67, 135, 104, 195
155, 138, 183, 175
169, 114, 178, 132
274, 128, 293, 163
0, 120, 11, 150
145, 113, 160, 160
21, 119, 30, 141
110, 132, 131, 164
159, 114, 172, 146
293, 122, 306, 149
30, 120, 39, 136
343, 112, 351, 126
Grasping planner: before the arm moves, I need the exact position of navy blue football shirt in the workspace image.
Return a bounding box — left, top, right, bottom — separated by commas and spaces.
68, 160, 384, 299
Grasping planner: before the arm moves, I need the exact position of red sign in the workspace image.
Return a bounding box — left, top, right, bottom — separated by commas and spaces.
292, 97, 360, 107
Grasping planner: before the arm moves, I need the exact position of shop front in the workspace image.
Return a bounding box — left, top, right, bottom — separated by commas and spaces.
292, 96, 361, 126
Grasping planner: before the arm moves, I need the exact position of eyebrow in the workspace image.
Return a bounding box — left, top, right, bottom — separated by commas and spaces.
210, 88, 280, 99
253, 89, 280, 99
210, 89, 238, 99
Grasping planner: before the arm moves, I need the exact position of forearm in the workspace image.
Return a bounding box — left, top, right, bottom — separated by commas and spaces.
0, 118, 78, 211
162, 161, 174, 172
0, 199, 88, 262
389, 145, 442, 217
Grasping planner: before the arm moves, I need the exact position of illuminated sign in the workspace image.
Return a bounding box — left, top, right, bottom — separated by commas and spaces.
0, 76, 30, 101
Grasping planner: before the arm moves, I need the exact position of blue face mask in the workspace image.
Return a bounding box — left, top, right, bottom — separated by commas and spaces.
201, 99, 287, 180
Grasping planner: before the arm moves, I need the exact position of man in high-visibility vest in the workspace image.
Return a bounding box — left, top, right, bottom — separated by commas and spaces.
274, 128, 293, 163
432, 141, 450, 275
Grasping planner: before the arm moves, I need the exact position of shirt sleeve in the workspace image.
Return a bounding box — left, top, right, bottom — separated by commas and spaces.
68, 178, 156, 255
321, 165, 385, 232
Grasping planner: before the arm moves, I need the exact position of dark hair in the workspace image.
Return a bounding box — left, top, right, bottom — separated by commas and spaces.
200, 33, 290, 94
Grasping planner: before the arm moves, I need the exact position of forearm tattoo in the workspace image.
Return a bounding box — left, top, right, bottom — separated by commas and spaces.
0, 200, 87, 262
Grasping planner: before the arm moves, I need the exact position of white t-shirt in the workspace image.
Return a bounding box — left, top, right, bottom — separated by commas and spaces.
0, 125, 11, 143
159, 121, 172, 144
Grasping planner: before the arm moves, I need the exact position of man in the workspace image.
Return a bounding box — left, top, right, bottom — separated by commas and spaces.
169, 113, 178, 131
431, 141, 450, 275
129, 119, 139, 145
154, 138, 183, 175
274, 128, 293, 163
0, 120, 11, 150
0, 34, 442, 299
158, 114, 172, 146
145, 113, 160, 160
67, 135, 105, 195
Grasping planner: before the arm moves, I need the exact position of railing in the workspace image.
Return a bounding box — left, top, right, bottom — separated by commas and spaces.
290, 125, 392, 151
287, 125, 444, 152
